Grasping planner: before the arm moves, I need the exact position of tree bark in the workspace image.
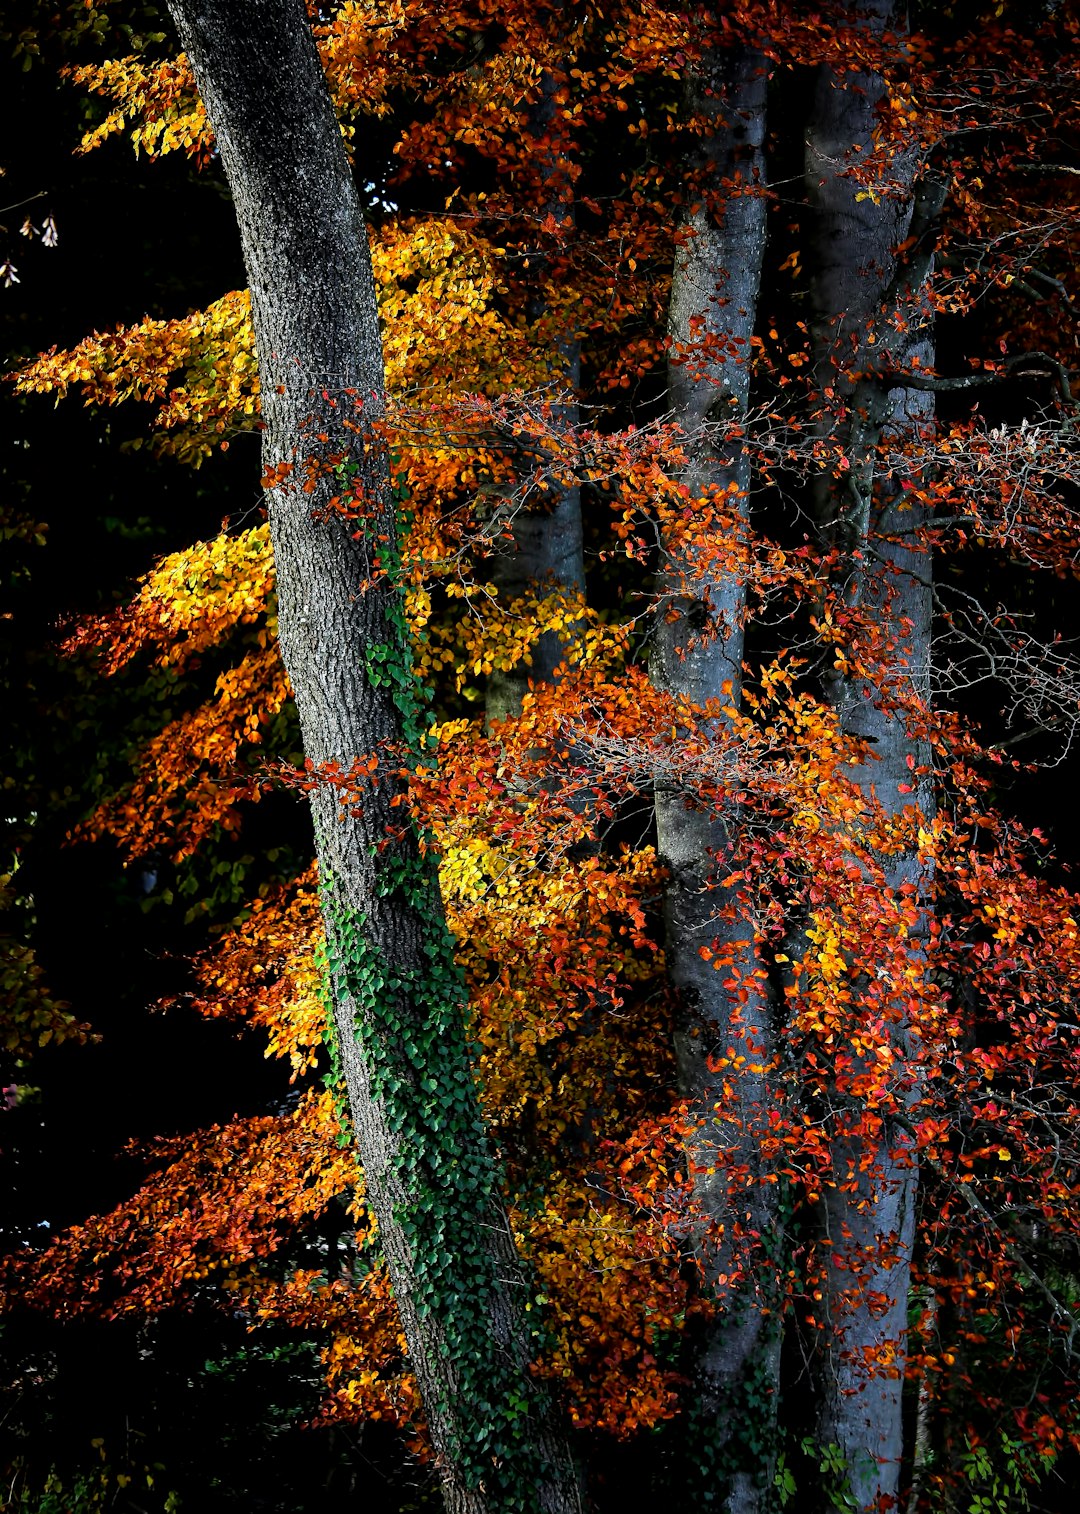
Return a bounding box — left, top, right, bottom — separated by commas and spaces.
164, 4, 583, 1510
485, 67, 586, 727
805, 5, 937, 1506
653, 38, 779, 1514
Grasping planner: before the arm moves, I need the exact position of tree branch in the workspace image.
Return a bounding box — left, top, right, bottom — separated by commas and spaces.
886, 351, 1076, 405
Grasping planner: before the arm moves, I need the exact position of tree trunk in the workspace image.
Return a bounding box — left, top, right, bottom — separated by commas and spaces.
805, 6, 937, 1506
485, 67, 585, 727
653, 38, 779, 1514
164, 4, 583, 1510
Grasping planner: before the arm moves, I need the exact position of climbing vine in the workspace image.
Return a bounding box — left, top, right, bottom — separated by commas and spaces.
316, 459, 566, 1504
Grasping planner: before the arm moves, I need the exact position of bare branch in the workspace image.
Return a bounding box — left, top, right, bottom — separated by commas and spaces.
886, 351, 1076, 405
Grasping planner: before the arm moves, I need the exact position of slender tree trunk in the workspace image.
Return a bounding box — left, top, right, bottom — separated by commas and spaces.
164, 4, 582, 1510
485, 68, 585, 727
653, 38, 779, 1514
805, 6, 938, 1506
904, 1282, 937, 1514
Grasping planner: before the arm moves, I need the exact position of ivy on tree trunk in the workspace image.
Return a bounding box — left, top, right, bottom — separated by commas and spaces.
163, 3, 583, 1509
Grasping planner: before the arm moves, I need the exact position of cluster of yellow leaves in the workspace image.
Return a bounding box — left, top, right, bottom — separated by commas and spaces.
14, 218, 564, 468
15, 290, 257, 466
314, 0, 409, 121
416, 585, 626, 694
457, 842, 663, 1148
376, 218, 561, 397
186, 869, 326, 1079
59, 526, 279, 862
66, 53, 211, 160
526, 1184, 687, 1436
412, 696, 690, 1443
64, 1, 430, 164
416, 700, 672, 1167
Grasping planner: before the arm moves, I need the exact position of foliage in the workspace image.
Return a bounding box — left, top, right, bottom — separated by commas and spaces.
2, 1432, 181, 1514
6, 0, 1080, 1509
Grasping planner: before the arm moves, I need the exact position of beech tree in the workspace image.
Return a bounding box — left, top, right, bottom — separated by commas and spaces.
7, 3, 1080, 1513
157, 2, 582, 1510
653, 37, 779, 1511
801, 6, 937, 1503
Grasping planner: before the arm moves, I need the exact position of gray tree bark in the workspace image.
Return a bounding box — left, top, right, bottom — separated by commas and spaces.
164, 4, 583, 1510
805, 4, 937, 1506
485, 68, 585, 727
652, 38, 779, 1514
